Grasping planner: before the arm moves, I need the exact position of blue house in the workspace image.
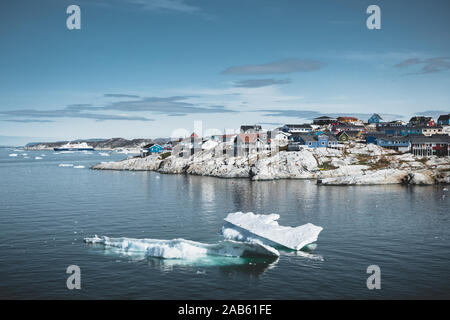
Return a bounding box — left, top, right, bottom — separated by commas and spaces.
298, 134, 329, 148
400, 127, 423, 136
376, 136, 411, 152
149, 144, 164, 153
437, 114, 450, 125
368, 113, 383, 124
365, 132, 386, 144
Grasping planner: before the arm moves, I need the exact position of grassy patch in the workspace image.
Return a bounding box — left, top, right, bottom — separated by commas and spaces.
370, 156, 390, 170
318, 161, 338, 171
159, 152, 171, 160
356, 154, 371, 166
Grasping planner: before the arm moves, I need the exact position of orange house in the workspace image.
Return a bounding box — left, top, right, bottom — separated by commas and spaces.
337, 116, 358, 124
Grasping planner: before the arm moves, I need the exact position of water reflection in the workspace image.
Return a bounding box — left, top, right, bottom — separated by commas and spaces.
87, 243, 280, 276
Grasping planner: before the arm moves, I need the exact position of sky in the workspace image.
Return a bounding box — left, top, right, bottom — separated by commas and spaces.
0, 0, 449, 145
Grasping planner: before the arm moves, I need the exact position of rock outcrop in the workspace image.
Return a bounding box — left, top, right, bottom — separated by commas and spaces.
91, 142, 450, 185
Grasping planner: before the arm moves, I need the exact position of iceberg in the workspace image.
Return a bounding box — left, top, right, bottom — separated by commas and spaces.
9, 153, 18, 157
34, 156, 43, 160
84, 235, 279, 259
73, 165, 85, 169
223, 212, 322, 251
59, 163, 74, 167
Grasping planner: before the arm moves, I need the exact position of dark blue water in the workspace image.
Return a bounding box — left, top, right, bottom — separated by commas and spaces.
0, 147, 449, 299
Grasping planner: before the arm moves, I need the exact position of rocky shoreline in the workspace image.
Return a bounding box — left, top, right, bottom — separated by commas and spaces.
91, 142, 450, 185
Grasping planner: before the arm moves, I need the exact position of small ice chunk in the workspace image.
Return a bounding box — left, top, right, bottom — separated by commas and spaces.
9, 154, 18, 157
99, 152, 110, 157
223, 212, 323, 251
34, 156, 43, 160
59, 163, 74, 167
73, 165, 85, 169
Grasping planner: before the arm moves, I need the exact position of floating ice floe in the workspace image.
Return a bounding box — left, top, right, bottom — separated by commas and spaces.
84, 235, 279, 259
85, 212, 322, 265
59, 163, 74, 167
9, 154, 18, 157
74, 165, 85, 169
99, 152, 110, 157
223, 212, 323, 251
34, 156, 43, 160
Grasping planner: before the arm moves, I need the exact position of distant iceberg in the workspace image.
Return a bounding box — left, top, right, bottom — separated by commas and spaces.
9, 154, 18, 157
73, 165, 85, 169
59, 163, 74, 167
223, 212, 322, 251
84, 235, 279, 259
34, 156, 43, 160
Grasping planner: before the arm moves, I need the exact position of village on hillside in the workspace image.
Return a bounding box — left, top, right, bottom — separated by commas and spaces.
140, 113, 450, 158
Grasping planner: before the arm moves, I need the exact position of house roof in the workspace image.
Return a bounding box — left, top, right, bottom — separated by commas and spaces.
438, 114, 450, 121
345, 130, 362, 137
284, 124, 312, 128
377, 136, 410, 142
333, 123, 364, 129
240, 125, 262, 131
327, 135, 338, 141
337, 116, 358, 121
409, 116, 432, 122
371, 113, 382, 119
269, 130, 291, 136
298, 135, 316, 142
410, 135, 450, 143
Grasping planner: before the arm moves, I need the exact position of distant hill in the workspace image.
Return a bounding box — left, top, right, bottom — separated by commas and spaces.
25, 137, 170, 150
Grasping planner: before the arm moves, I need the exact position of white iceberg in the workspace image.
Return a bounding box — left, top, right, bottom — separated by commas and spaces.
9, 153, 18, 157
73, 165, 85, 169
59, 163, 74, 167
223, 212, 322, 251
84, 235, 279, 259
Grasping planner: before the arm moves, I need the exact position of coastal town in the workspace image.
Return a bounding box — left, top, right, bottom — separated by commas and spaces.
91, 112, 450, 185
138, 113, 450, 158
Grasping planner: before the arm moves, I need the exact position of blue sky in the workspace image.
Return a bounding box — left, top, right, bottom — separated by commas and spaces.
0, 0, 449, 145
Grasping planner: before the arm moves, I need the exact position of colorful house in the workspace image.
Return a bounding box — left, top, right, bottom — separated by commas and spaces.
408, 116, 434, 126
411, 135, 450, 157
282, 124, 313, 133
297, 134, 330, 148
337, 116, 358, 124
368, 113, 383, 124
149, 144, 164, 153
376, 136, 411, 152
337, 131, 349, 142
437, 114, 450, 126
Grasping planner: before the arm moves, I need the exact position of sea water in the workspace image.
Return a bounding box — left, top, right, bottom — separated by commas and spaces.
0, 147, 449, 299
